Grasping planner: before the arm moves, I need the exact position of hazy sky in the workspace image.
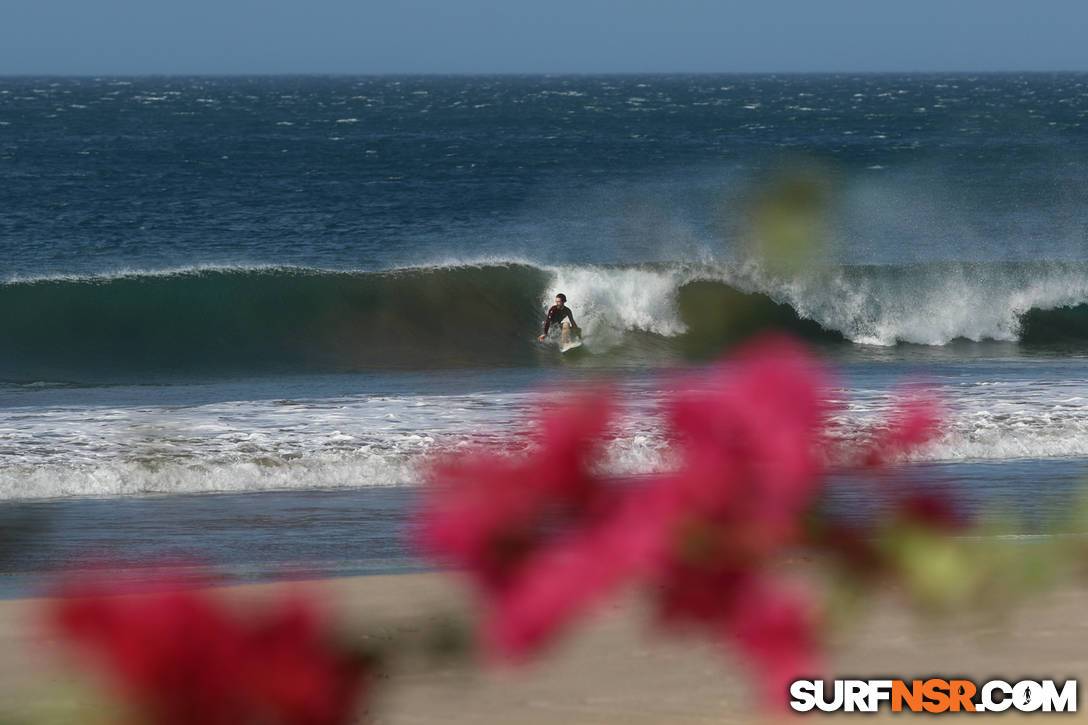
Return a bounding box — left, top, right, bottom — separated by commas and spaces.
3, 0, 1086, 75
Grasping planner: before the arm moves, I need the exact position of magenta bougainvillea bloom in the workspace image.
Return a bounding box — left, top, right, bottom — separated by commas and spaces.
418, 335, 943, 708
862, 392, 944, 467
417, 391, 629, 656
627, 338, 831, 704
51, 579, 370, 725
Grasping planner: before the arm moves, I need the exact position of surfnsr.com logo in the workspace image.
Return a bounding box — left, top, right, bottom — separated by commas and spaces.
790, 679, 1077, 713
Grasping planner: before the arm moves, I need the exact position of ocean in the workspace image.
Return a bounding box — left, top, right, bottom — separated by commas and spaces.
2, 74, 1087, 594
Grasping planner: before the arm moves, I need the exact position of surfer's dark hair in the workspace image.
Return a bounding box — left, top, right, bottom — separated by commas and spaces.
556, 293, 566, 302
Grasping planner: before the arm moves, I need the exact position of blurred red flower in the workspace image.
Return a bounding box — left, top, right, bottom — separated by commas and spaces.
636, 338, 830, 707
417, 334, 942, 708
51, 578, 370, 725
862, 392, 943, 467
723, 575, 819, 706
417, 391, 631, 658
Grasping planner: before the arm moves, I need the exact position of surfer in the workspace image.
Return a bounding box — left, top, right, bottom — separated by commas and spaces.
538, 293, 579, 345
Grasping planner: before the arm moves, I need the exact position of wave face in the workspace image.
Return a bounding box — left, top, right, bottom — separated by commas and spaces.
7, 260, 1088, 382
0, 265, 549, 380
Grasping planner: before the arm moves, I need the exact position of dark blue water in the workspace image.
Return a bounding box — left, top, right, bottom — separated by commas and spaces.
2, 74, 1087, 593
3, 74, 1086, 276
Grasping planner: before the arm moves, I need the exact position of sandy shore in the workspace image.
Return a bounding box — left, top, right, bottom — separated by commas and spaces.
2, 571, 1087, 723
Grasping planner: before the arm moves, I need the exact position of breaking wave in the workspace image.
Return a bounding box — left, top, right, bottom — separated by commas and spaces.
5, 260, 1088, 381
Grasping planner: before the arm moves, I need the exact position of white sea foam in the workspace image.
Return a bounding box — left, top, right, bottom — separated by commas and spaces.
541, 264, 695, 346
7, 370, 1088, 501
739, 262, 1088, 346
0, 391, 510, 500
0, 385, 660, 499
0, 455, 411, 500
539, 259, 1088, 348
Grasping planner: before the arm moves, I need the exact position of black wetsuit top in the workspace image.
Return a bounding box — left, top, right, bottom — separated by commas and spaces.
543, 305, 576, 335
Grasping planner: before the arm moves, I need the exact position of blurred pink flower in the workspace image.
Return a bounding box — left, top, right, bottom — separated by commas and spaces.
635, 338, 830, 708
51, 577, 370, 725
417, 334, 943, 708
417, 392, 630, 659
723, 575, 820, 708
660, 336, 832, 553
863, 392, 943, 466
418, 392, 616, 591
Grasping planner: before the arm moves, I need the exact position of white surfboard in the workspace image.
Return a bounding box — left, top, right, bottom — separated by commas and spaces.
559, 340, 584, 354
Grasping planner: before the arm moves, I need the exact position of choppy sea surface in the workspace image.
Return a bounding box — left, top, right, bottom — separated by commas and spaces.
2, 74, 1087, 593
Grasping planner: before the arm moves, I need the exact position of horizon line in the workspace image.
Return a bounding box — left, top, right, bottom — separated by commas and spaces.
2, 69, 1087, 79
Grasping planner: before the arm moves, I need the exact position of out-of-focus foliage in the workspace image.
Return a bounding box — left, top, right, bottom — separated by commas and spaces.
736, 160, 839, 274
